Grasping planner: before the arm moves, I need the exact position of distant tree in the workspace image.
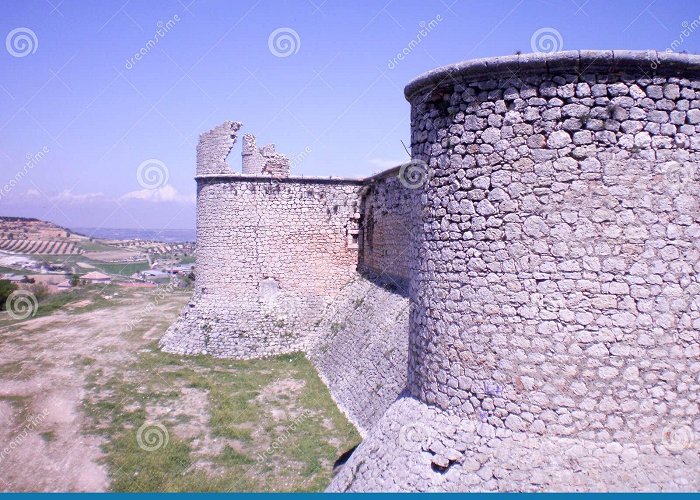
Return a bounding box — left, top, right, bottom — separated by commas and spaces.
7, 233, 13, 240
0, 280, 17, 310
70, 274, 80, 287
21, 275, 35, 284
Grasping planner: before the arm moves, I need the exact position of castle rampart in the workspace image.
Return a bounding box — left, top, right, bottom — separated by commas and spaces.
332, 50, 700, 491
165, 50, 700, 491
357, 166, 420, 291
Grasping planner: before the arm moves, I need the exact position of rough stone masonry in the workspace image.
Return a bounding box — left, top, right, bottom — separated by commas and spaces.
163, 50, 700, 491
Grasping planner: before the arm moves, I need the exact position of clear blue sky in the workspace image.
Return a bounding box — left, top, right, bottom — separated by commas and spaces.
1, 0, 699, 229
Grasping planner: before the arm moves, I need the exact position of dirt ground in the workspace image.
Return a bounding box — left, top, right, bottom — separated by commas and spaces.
0, 286, 359, 492
0, 288, 186, 491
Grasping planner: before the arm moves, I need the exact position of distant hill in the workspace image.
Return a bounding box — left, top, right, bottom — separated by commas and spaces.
0, 217, 85, 255
0, 216, 194, 259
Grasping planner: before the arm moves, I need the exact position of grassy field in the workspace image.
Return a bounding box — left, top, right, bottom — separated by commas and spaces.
85, 348, 360, 492
0, 284, 360, 492
0, 265, 36, 275
30, 254, 151, 277
75, 240, 125, 252
89, 261, 151, 276
4, 238, 192, 280
0, 284, 122, 327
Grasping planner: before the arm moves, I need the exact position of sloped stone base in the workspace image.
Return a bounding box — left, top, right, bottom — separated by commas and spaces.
309, 273, 409, 434
330, 396, 699, 492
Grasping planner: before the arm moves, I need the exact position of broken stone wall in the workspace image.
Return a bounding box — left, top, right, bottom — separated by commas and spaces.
196, 121, 242, 176
242, 133, 290, 177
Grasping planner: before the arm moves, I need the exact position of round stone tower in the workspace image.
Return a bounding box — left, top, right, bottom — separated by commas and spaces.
405, 49, 700, 438
331, 50, 700, 492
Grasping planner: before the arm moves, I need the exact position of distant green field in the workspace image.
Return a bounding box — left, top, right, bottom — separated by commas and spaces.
91, 261, 151, 276
29, 255, 151, 277
76, 240, 125, 252
34, 255, 81, 266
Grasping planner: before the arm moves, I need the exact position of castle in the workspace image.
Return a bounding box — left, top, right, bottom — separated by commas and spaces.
162, 50, 700, 491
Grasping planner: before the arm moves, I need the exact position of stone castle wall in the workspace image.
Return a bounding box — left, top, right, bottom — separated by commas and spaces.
406, 50, 700, 440
332, 50, 700, 492
161, 176, 363, 358
357, 167, 421, 290
162, 122, 366, 358
164, 50, 700, 492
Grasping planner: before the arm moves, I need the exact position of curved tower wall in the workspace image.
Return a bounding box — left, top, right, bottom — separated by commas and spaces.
405, 50, 700, 441
164, 119, 420, 363
162, 122, 364, 358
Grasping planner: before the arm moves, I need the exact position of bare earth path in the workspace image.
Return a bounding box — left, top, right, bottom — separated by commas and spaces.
0, 288, 188, 491
0, 286, 359, 492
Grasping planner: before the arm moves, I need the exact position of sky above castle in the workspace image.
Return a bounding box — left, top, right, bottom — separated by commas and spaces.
1, 0, 699, 229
